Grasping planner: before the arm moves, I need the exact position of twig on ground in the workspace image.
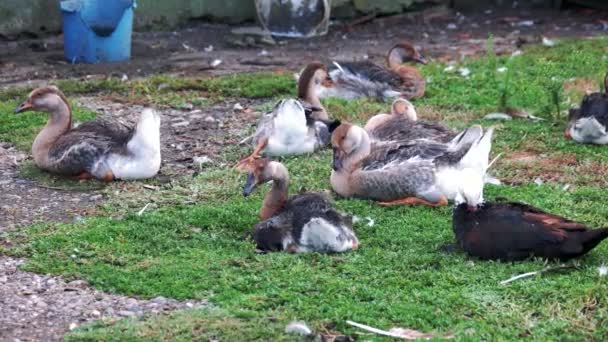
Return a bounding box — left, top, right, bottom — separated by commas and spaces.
137, 203, 152, 216
500, 264, 575, 285
346, 320, 439, 340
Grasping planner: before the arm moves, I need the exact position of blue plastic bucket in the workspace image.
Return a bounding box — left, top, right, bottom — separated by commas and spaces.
60, 0, 135, 63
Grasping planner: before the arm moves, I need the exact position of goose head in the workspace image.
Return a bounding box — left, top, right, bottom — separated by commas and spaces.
454, 168, 485, 212
15, 86, 71, 115
241, 158, 289, 197
330, 122, 370, 172
387, 42, 427, 67
298, 62, 332, 98
391, 98, 418, 121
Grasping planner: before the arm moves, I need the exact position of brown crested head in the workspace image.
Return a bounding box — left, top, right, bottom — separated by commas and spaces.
330, 122, 352, 150
15, 86, 71, 114
242, 157, 271, 197
388, 42, 427, 65
298, 62, 331, 99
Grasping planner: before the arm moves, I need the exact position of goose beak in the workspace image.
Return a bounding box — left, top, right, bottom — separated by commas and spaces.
14, 98, 33, 113
416, 55, 428, 65
243, 173, 258, 197
332, 148, 344, 171
564, 127, 572, 140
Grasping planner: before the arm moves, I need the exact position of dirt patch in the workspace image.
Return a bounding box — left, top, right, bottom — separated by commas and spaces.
1, 8, 607, 88
498, 150, 607, 186
0, 143, 97, 232
0, 256, 208, 342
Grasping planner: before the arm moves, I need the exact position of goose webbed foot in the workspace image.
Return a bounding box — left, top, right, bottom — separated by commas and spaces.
72, 172, 93, 183
378, 196, 448, 207
234, 138, 268, 170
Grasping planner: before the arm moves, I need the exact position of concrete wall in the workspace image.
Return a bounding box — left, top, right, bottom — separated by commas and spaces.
0, 0, 562, 37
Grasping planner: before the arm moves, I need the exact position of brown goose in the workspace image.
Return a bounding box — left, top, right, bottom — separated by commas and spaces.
14, 86, 161, 181
238, 158, 358, 253
330, 122, 494, 207
318, 42, 427, 101
453, 199, 608, 262
364, 98, 456, 143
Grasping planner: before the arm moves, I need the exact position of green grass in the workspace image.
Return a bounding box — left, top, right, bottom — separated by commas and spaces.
4, 38, 608, 340
18, 154, 608, 340
418, 37, 608, 115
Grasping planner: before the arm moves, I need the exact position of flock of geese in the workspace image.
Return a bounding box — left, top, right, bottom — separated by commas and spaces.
13, 42, 608, 262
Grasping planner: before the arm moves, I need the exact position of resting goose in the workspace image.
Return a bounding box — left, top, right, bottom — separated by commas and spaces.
238, 158, 359, 253
453, 191, 608, 261
330, 122, 494, 207
236, 63, 339, 166
364, 98, 456, 143
14, 86, 161, 181
317, 42, 427, 101
566, 73, 608, 144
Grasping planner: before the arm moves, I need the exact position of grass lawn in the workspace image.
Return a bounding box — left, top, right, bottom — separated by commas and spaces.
3, 37, 608, 340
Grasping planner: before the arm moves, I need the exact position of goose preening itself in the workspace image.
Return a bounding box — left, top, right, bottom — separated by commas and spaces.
315, 42, 427, 101
452, 196, 608, 261
364, 98, 455, 143
236, 64, 339, 166
330, 122, 494, 207
237, 158, 359, 253
14, 86, 161, 181
565, 73, 608, 144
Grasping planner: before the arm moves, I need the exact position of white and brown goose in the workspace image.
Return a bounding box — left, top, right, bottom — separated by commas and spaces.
238, 158, 359, 253
14, 86, 161, 181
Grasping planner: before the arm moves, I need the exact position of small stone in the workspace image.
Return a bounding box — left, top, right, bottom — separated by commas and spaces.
447, 23, 457, 30
233, 103, 244, 111
89, 194, 103, 202
204, 116, 216, 123
90, 310, 101, 317
67, 280, 88, 288
193, 156, 212, 167
118, 310, 135, 317
69, 323, 78, 330
204, 45, 214, 52
151, 296, 168, 306
171, 121, 190, 128
210, 59, 222, 68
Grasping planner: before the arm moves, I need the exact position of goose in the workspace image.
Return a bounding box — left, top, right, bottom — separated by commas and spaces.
330, 122, 494, 206
364, 98, 456, 143
452, 191, 608, 261
237, 158, 359, 253
566, 73, 608, 144
315, 42, 427, 101
14, 86, 161, 181
236, 63, 339, 166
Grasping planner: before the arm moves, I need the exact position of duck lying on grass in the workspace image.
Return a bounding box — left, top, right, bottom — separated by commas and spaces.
364, 98, 455, 143
14, 86, 161, 181
237, 158, 359, 253
330, 122, 495, 207
313, 42, 427, 101
236, 63, 340, 167
452, 193, 608, 262
566, 73, 608, 144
